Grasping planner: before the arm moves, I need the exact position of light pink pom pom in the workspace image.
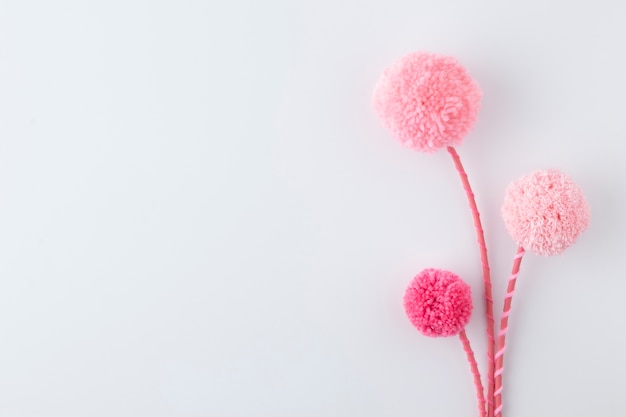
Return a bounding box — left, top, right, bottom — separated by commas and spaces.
373, 52, 481, 152
403, 268, 473, 337
502, 169, 590, 256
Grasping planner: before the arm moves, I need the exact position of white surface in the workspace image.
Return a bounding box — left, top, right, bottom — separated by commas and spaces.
0, 0, 624, 416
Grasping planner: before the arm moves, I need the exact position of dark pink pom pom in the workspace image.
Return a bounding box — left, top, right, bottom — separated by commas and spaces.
403, 268, 473, 337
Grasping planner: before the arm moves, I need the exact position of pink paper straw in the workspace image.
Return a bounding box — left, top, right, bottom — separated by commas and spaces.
493, 246, 525, 417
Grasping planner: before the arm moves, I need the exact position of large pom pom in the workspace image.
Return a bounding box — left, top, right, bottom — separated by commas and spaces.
403, 268, 473, 337
373, 52, 481, 152
501, 169, 590, 256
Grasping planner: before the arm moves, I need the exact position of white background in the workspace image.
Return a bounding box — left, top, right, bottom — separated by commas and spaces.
0, 0, 624, 416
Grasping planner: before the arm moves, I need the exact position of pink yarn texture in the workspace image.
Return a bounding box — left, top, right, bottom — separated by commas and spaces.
373, 52, 481, 152
403, 268, 473, 337
501, 169, 590, 256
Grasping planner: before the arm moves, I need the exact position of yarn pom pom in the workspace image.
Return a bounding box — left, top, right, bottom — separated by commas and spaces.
373, 52, 481, 152
403, 268, 473, 337
502, 169, 590, 256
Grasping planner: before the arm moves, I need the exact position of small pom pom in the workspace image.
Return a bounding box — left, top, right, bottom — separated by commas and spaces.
403, 268, 473, 337
373, 52, 481, 152
501, 169, 591, 256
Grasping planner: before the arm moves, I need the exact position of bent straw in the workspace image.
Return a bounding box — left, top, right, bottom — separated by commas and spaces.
447, 146, 495, 417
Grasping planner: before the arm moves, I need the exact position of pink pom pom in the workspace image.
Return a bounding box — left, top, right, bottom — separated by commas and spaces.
403, 268, 473, 337
373, 52, 481, 152
502, 169, 591, 256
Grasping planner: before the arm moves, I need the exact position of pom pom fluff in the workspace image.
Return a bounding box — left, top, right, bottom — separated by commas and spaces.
373, 52, 481, 152
403, 268, 473, 337
502, 169, 590, 256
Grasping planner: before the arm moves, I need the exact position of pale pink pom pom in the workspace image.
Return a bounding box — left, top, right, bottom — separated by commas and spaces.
502, 169, 590, 256
403, 268, 473, 337
373, 52, 481, 152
